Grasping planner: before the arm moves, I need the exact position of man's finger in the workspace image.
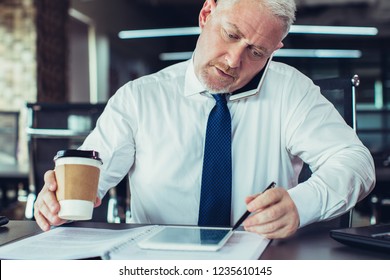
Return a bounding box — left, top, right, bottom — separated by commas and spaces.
247, 188, 281, 212
43, 170, 57, 192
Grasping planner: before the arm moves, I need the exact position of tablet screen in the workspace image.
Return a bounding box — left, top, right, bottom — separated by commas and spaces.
138, 226, 233, 251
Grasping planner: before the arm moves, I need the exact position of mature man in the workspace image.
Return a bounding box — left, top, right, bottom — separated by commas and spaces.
34, 0, 375, 239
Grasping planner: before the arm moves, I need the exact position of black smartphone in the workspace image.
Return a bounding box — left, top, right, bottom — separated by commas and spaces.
230, 53, 273, 101
0, 216, 9, 226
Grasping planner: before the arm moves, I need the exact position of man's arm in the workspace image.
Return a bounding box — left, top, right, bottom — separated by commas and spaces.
285, 81, 375, 227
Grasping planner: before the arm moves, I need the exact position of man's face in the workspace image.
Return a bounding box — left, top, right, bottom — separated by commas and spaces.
193, 0, 285, 93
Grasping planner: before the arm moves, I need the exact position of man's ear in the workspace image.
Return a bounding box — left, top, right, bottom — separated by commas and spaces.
199, 0, 217, 29
276, 42, 284, 51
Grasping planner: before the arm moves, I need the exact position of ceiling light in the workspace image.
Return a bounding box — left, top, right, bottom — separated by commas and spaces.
159, 52, 194, 61
119, 25, 378, 39
289, 25, 378, 36
275, 49, 362, 58
159, 49, 362, 61
118, 27, 200, 39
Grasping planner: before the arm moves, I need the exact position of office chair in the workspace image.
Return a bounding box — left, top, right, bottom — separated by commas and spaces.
24, 103, 129, 223
298, 75, 360, 228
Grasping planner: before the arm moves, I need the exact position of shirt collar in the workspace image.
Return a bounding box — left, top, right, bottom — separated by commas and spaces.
184, 57, 207, 97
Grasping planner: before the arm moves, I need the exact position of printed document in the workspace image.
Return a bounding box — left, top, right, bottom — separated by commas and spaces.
0, 225, 270, 260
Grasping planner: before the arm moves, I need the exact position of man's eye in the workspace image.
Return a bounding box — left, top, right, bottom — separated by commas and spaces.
223, 29, 238, 40
252, 50, 261, 57
228, 33, 237, 39
249, 48, 264, 60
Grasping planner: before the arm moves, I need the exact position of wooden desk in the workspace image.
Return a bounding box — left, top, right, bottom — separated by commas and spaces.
261, 222, 390, 260
1, 220, 389, 260
0, 220, 41, 246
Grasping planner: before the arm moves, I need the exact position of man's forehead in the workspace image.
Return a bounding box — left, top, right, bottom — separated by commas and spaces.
222, 21, 275, 56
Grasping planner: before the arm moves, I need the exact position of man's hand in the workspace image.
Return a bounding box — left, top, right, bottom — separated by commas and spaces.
34, 170, 66, 231
243, 187, 300, 239
34, 170, 102, 231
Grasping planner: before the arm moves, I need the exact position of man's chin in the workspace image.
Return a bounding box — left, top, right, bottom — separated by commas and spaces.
203, 82, 233, 94
199, 73, 235, 93
207, 88, 231, 94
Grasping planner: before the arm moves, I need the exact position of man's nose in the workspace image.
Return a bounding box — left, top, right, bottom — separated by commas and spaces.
225, 43, 245, 68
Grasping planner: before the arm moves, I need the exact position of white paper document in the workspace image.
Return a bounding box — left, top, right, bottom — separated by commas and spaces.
0, 225, 270, 260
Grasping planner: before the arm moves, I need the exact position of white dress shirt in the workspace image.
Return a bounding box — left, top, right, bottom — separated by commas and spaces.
81, 59, 375, 227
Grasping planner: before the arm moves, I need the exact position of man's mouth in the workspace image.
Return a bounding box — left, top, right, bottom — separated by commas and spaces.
215, 66, 237, 81
216, 67, 231, 78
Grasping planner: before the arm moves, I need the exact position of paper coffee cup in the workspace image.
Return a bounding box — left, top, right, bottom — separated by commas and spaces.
54, 150, 102, 220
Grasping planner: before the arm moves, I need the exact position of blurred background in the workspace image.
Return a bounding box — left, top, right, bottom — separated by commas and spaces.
1, 0, 390, 225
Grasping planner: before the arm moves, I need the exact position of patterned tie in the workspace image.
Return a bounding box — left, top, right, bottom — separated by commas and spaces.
198, 94, 232, 227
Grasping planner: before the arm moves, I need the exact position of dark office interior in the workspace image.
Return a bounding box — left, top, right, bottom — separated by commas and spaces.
1, 0, 390, 227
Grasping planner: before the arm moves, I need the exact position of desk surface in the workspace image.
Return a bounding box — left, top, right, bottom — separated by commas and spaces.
262, 222, 390, 260
0, 220, 389, 260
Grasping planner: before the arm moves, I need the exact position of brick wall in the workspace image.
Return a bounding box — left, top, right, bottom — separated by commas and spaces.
0, 0, 37, 163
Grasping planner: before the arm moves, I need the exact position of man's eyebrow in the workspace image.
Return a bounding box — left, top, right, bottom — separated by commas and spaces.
227, 22, 245, 38
227, 22, 271, 55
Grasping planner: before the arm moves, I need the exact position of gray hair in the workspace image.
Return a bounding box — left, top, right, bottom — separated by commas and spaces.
216, 0, 296, 37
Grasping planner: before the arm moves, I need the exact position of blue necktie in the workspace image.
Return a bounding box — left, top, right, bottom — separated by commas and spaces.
198, 94, 232, 227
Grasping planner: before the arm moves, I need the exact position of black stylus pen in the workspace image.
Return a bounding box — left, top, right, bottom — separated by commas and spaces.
231, 181, 276, 231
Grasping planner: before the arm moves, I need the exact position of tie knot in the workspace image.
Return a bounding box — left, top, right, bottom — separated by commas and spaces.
213, 94, 227, 105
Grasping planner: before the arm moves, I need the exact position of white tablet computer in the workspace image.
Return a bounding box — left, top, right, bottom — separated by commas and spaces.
137, 226, 233, 251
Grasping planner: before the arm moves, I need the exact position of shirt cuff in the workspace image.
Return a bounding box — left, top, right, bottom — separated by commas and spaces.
288, 183, 321, 228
